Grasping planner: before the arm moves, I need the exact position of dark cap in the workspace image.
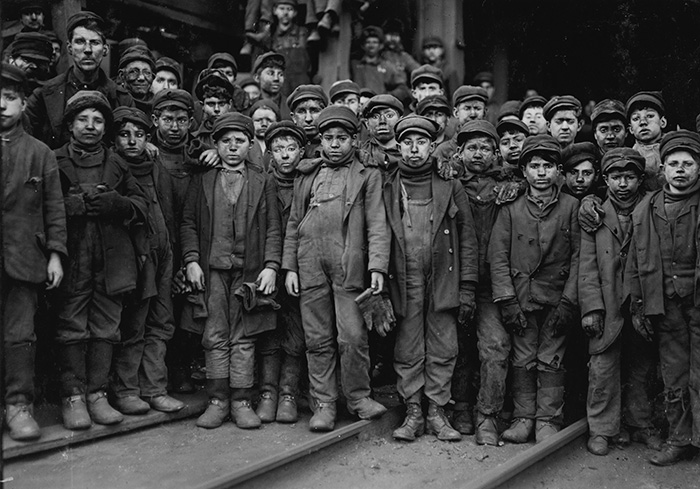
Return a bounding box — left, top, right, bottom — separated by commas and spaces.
329, 80, 360, 102
601, 147, 645, 174
410, 64, 443, 88
252, 52, 285, 74
561, 142, 598, 172
154, 56, 182, 85
20, 3, 45, 13
473, 71, 493, 85
113, 106, 152, 130
64, 90, 112, 127
361, 26, 384, 43
626, 91, 665, 117
395, 114, 439, 141
10, 32, 53, 62
591, 99, 626, 125
519, 95, 547, 117
195, 68, 234, 100
212, 112, 255, 141
362, 94, 404, 118
119, 45, 155, 71
660, 130, 700, 161
286, 84, 328, 111
118, 38, 147, 53
238, 75, 258, 89
498, 100, 522, 122
316, 106, 360, 134
66, 11, 105, 38
1, 63, 28, 93
496, 119, 529, 138
264, 120, 307, 147
543, 95, 582, 121
153, 88, 194, 112
415, 94, 450, 116
519, 134, 561, 166
207, 52, 238, 76
250, 99, 281, 120
452, 85, 488, 107
457, 120, 499, 146
274, 0, 299, 6
360, 87, 377, 98
382, 18, 404, 35
421, 35, 444, 49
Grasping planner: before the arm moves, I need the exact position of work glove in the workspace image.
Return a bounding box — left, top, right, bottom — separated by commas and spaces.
545, 299, 577, 337
172, 267, 193, 295
64, 188, 86, 217
494, 181, 523, 205
630, 299, 654, 342
437, 156, 458, 180
85, 189, 133, 219
579, 195, 604, 234
581, 310, 605, 339
356, 288, 396, 337
457, 283, 476, 328
498, 298, 528, 336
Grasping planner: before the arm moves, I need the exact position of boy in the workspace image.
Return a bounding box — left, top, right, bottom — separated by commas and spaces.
497, 118, 528, 172
1, 64, 67, 440
181, 113, 281, 429
249, 99, 280, 171
591, 99, 627, 155
283, 106, 389, 431
359, 94, 404, 175
253, 52, 290, 120
489, 135, 580, 443
329, 80, 362, 116
287, 84, 328, 156
626, 91, 667, 190
561, 142, 601, 200
520, 95, 548, 136
150, 56, 181, 96
415, 94, 451, 147
543, 95, 583, 149
269, 0, 311, 95
409, 65, 445, 105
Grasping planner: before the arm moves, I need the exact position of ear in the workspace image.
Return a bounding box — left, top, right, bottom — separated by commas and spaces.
411, 88, 418, 100
254, 73, 260, 83
660, 116, 668, 129
429, 141, 437, 154
66, 40, 73, 56
103, 43, 109, 56
151, 113, 158, 125
602, 173, 609, 185
452, 107, 459, 118
188, 117, 196, 130
547, 121, 552, 133
438, 88, 445, 96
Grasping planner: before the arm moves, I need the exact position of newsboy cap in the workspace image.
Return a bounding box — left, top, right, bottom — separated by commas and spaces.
561, 142, 598, 173
207, 52, 238, 76
153, 88, 193, 112
626, 91, 665, 118
362, 94, 404, 118
498, 100, 522, 122
66, 11, 105, 38
543, 95, 582, 121
452, 85, 488, 107
212, 112, 255, 141
315, 106, 360, 134
601, 147, 645, 174
415, 94, 450, 116
154, 56, 182, 85
113, 106, 152, 130
265, 120, 307, 148
394, 114, 439, 141
519, 95, 547, 118
250, 99, 281, 120
10, 32, 52, 62
410, 64, 443, 88
195, 68, 234, 100
457, 120, 499, 146
1, 63, 28, 93
329, 80, 360, 102
519, 134, 561, 166
591, 99, 626, 126
118, 45, 155, 71
496, 119, 529, 138
286, 84, 328, 111
660, 130, 700, 161
64, 90, 112, 127
252, 52, 285, 74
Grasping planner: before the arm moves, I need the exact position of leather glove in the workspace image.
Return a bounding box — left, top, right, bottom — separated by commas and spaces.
581, 310, 604, 338
495, 181, 523, 205
499, 298, 528, 336
630, 299, 654, 342
356, 288, 396, 337
579, 195, 605, 234
457, 283, 476, 328
437, 156, 458, 180
172, 267, 193, 295
85, 189, 133, 219
375, 295, 397, 337
64, 192, 86, 216
545, 299, 577, 337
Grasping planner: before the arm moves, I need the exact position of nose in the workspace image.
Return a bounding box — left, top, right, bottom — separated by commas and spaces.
576, 173, 584, 182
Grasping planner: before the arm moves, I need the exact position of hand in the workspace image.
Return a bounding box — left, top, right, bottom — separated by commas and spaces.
579, 195, 605, 234
495, 181, 522, 205
256, 267, 277, 295
285, 271, 300, 297
545, 299, 577, 337
630, 299, 654, 342
64, 193, 86, 216
85, 189, 132, 218
371, 272, 384, 294
185, 262, 205, 292
457, 285, 476, 327
437, 157, 457, 180
145, 142, 159, 159
199, 149, 220, 167
172, 267, 192, 294
46, 252, 63, 289
499, 298, 528, 336
582, 311, 604, 338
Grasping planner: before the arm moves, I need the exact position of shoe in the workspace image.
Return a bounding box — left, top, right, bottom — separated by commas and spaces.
309, 401, 336, 432
501, 418, 534, 444
114, 395, 150, 415
256, 392, 277, 423
239, 42, 253, 56
276, 395, 298, 423
347, 397, 387, 420
62, 395, 92, 430
535, 420, 559, 443
5, 404, 41, 441
393, 403, 425, 441
307, 29, 321, 43
317, 12, 334, 32
246, 25, 271, 44
146, 395, 185, 413
475, 413, 500, 446
453, 408, 475, 435
196, 398, 229, 429
587, 435, 609, 456
87, 391, 123, 425
649, 445, 697, 466
614, 427, 630, 446
426, 402, 462, 441
231, 400, 261, 429
631, 427, 663, 451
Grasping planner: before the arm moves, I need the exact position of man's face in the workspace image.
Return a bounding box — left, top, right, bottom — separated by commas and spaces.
524, 156, 560, 192
384, 33, 401, 51
270, 135, 302, 175
522, 106, 547, 135
564, 160, 596, 198
216, 130, 251, 167
399, 133, 434, 168
320, 127, 355, 162
629, 107, 666, 144
423, 109, 448, 136
255, 67, 285, 96
21, 9, 44, 30
273, 4, 297, 25
252, 107, 277, 139
366, 107, 400, 143
153, 108, 191, 145
663, 150, 700, 192
121, 60, 154, 98
548, 109, 581, 146
412, 82, 443, 103
51, 41, 61, 65
115, 121, 148, 159
594, 118, 626, 153
0, 88, 26, 130
212, 63, 236, 85
362, 37, 382, 57
202, 96, 231, 122
291, 99, 324, 139
68, 26, 107, 73
499, 130, 527, 165
454, 100, 486, 124
479, 81, 495, 101
603, 169, 641, 201
10, 56, 40, 77
461, 136, 497, 174
69, 107, 106, 145
243, 84, 261, 102
422, 46, 444, 63
150, 70, 179, 96
333, 94, 360, 116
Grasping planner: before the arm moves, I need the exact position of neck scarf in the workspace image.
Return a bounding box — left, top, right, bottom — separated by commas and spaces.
608, 188, 643, 215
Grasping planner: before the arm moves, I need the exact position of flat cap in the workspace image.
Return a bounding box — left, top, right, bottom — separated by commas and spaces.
498, 100, 522, 122
457, 120, 499, 146
118, 38, 147, 52
207, 52, 238, 75
10, 32, 53, 62
316, 106, 360, 134
119, 45, 155, 70
274, 0, 299, 6
113, 106, 152, 130
329, 80, 360, 102
452, 85, 488, 107
195, 68, 234, 100
626, 91, 665, 117
473, 71, 493, 85
519, 95, 548, 117
1, 63, 28, 91
362, 94, 403, 118
66, 11, 104, 37
153, 88, 193, 112
415, 94, 450, 116
519, 134, 561, 166
286, 84, 328, 111
64, 90, 112, 127
421, 35, 444, 49
264, 120, 307, 147
238, 75, 259, 89
361, 26, 384, 43
496, 119, 529, 138
360, 87, 377, 98
154, 56, 182, 85
252, 52, 285, 74
20, 3, 45, 13
410, 64, 443, 88
660, 130, 700, 160
601, 147, 645, 174
212, 112, 255, 141
250, 99, 281, 120
591, 99, 626, 125
561, 142, 598, 172
395, 114, 439, 141
543, 95, 582, 121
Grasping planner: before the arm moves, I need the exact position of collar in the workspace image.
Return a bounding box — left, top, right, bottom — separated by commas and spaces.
67, 66, 107, 91
1, 124, 25, 145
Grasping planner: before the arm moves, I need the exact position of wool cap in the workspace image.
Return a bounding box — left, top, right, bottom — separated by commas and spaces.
360, 87, 377, 99
519, 134, 561, 166
410, 64, 443, 88
543, 95, 582, 121
329, 80, 361, 102
452, 85, 488, 107
362, 94, 404, 118
153, 88, 193, 112
561, 142, 598, 172
238, 75, 259, 89
519, 95, 547, 117
113, 106, 151, 130
473, 71, 493, 85
496, 119, 529, 138
286, 84, 328, 111
361, 26, 384, 43
591, 99, 626, 125
275, 0, 299, 6
395, 114, 439, 141
212, 112, 255, 141
415, 94, 450, 116
265, 120, 307, 147
252, 52, 286, 74
316, 106, 360, 134
250, 99, 281, 120
119, 45, 155, 71
207, 52, 238, 75
1, 63, 28, 93
66, 11, 105, 38
10, 32, 52, 62
660, 130, 700, 160
601, 147, 645, 174
118, 38, 147, 53
64, 90, 112, 127
154, 56, 182, 85
626, 91, 665, 117
421, 35, 444, 49
195, 68, 234, 100
457, 120, 498, 146
497, 100, 522, 122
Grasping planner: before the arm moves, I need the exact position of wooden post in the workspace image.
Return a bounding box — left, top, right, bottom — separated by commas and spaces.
414, 0, 465, 87
51, 0, 83, 74
316, 8, 352, 92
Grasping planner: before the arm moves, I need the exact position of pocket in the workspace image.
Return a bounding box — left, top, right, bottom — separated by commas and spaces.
35, 232, 47, 253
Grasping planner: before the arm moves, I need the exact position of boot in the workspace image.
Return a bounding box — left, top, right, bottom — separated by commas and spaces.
393, 401, 425, 442
503, 367, 537, 443
196, 378, 230, 429
587, 435, 609, 456
649, 445, 697, 466
146, 394, 185, 413
452, 402, 474, 435
347, 397, 387, 420
535, 420, 560, 443
426, 402, 462, 441
502, 417, 534, 443
256, 352, 281, 422
59, 343, 87, 398
309, 401, 336, 432
114, 395, 150, 415
475, 412, 500, 446
277, 355, 302, 423
61, 394, 92, 430
231, 400, 262, 429
5, 404, 41, 441
87, 391, 124, 425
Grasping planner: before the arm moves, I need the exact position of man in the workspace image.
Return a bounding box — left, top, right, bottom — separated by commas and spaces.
287, 84, 328, 157
253, 52, 290, 120
329, 79, 361, 116
118, 46, 156, 116
627, 91, 667, 190
591, 99, 627, 156
520, 95, 548, 136
415, 94, 451, 147
6, 32, 53, 91
19, 3, 46, 32
268, 0, 311, 95
150, 57, 181, 96
360, 94, 404, 176
419, 35, 459, 98
409, 64, 445, 108
543, 95, 583, 149
249, 99, 280, 170
206, 52, 251, 115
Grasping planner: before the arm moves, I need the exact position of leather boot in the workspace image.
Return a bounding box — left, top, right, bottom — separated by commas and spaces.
426, 402, 462, 441
114, 395, 150, 415
587, 435, 609, 456
309, 401, 336, 432
535, 420, 560, 442
536, 370, 566, 429
5, 404, 41, 441
87, 391, 124, 425
501, 418, 534, 443
59, 343, 87, 398
393, 402, 425, 441
231, 399, 262, 429
475, 412, 500, 446
347, 397, 387, 420
196, 379, 231, 428
503, 367, 537, 443
452, 402, 474, 435
62, 394, 92, 430
649, 445, 697, 466
256, 352, 281, 423
277, 355, 302, 423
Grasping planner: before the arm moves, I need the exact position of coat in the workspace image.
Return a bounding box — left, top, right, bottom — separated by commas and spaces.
384, 171, 478, 316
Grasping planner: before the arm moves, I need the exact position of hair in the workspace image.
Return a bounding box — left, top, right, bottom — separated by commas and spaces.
116, 119, 149, 133
522, 150, 559, 166
68, 20, 106, 43
629, 103, 664, 118
593, 113, 626, 130
256, 59, 285, 74
153, 105, 193, 118
0, 80, 27, 100
202, 86, 232, 103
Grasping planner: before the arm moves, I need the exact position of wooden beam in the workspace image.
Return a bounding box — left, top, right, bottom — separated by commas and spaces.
51, 0, 83, 73
109, 0, 231, 35
415, 0, 465, 88
317, 7, 353, 92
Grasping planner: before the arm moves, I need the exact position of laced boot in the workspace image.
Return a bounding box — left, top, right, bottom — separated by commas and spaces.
475, 412, 500, 446
87, 391, 124, 425
393, 402, 425, 441
501, 418, 534, 443
347, 397, 387, 420
535, 420, 560, 443
649, 445, 697, 466
196, 379, 230, 429
62, 394, 92, 430
452, 402, 474, 435
426, 402, 462, 441
231, 400, 262, 429
309, 401, 336, 432
277, 355, 302, 423
5, 404, 41, 441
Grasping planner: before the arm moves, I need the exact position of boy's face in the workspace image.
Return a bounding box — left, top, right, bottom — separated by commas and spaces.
461, 135, 497, 174
362, 37, 382, 57
479, 81, 495, 101
243, 84, 261, 102
270, 135, 302, 174
663, 150, 700, 192
68, 26, 107, 73
399, 133, 435, 168
454, 100, 485, 124
548, 109, 581, 146
564, 160, 596, 198
291, 99, 324, 139
320, 126, 355, 162
422, 45, 444, 63
150, 70, 179, 96
521, 106, 547, 135
273, 4, 297, 25
412, 82, 443, 103
255, 67, 285, 96
121, 60, 154, 98
115, 121, 149, 159
366, 107, 400, 143
153, 108, 191, 145
252, 107, 278, 139
216, 130, 251, 167
69, 107, 106, 145
21, 9, 44, 30
212, 63, 236, 85
203, 96, 232, 122
524, 155, 559, 192
594, 118, 626, 153
629, 107, 666, 144
499, 130, 527, 164
0, 87, 26, 130
423, 109, 448, 136
603, 168, 641, 201
333, 94, 361, 116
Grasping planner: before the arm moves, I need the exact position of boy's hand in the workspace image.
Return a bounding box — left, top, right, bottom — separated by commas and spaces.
285, 271, 300, 297
85, 190, 132, 218
494, 181, 522, 205
172, 267, 192, 294
145, 142, 159, 159
46, 252, 63, 289
257, 268, 277, 295
579, 195, 604, 233
498, 298, 527, 336
582, 311, 604, 338
458, 284, 476, 327
546, 299, 577, 337
630, 299, 654, 342
185, 262, 205, 292
370, 272, 384, 294
199, 149, 220, 167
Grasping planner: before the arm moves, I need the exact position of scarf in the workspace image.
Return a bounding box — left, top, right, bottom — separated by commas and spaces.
607, 188, 643, 215
663, 178, 700, 202
320, 148, 354, 168
123, 152, 154, 177
271, 164, 295, 189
